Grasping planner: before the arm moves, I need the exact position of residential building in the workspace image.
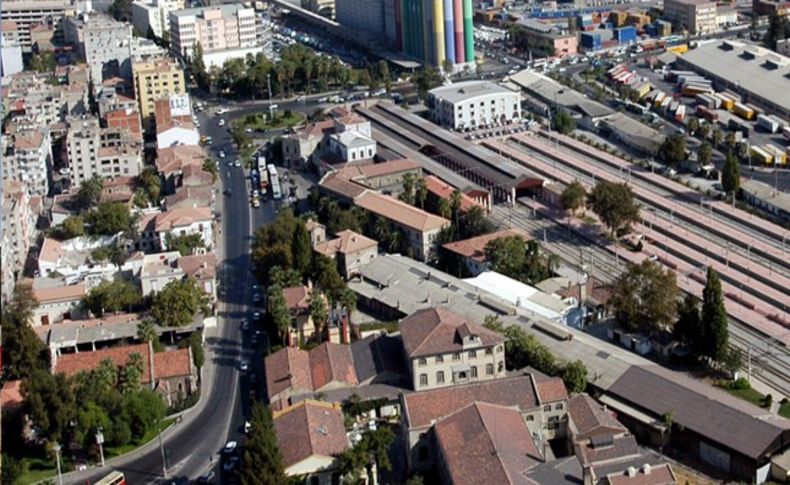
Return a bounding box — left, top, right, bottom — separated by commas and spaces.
136, 206, 214, 252
282, 119, 336, 168
2, 127, 52, 197
38, 236, 120, 280
139, 251, 185, 295
716, 5, 738, 26
441, 228, 531, 276
317, 159, 422, 202
400, 374, 568, 472
2, 181, 40, 300
129, 36, 169, 63
178, 253, 217, 300
355, 191, 450, 261
1, 23, 24, 77
54, 342, 196, 405
428, 81, 521, 130
662, 0, 717, 34
265, 343, 358, 410
132, 0, 184, 39
272, 400, 350, 483
423, 174, 487, 213
169, 4, 261, 67
0, 0, 74, 51
281, 284, 330, 345
155, 97, 199, 148
104, 108, 144, 142
66, 116, 143, 186
63, 14, 133, 88
306, 219, 328, 247
3, 70, 89, 125
675, 40, 790, 118
30, 279, 87, 325
156, 144, 205, 190
133, 57, 186, 123
314, 230, 378, 278
30, 21, 57, 51
164, 185, 214, 210
399, 307, 506, 391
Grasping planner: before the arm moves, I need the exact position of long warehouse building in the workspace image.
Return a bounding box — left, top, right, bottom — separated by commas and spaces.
675, 40, 790, 119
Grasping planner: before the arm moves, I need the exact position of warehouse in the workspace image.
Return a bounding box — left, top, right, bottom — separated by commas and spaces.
676, 40, 790, 119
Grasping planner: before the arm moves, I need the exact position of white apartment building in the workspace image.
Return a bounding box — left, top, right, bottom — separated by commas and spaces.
663, 0, 717, 34
136, 207, 214, 252
169, 4, 259, 67
2, 180, 40, 299
63, 13, 133, 87
2, 128, 53, 197
131, 0, 184, 39
428, 81, 522, 131
0, 0, 74, 51
66, 116, 143, 186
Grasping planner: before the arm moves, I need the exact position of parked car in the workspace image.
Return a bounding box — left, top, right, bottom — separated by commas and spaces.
223, 441, 237, 454
223, 456, 239, 472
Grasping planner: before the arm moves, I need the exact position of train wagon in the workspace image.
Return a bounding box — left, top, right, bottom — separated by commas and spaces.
733, 102, 754, 120
714, 93, 735, 111
765, 144, 787, 165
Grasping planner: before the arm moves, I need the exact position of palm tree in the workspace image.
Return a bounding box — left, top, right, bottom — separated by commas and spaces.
438, 199, 452, 220
415, 178, 428, 209
137, 318, 158, 343
449, 190, 463, 227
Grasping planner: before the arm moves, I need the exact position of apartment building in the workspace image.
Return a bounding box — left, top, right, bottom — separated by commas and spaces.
0, 0, 73, 51
4, 70, 89, 126
2, 128, 53, 197
169, 4, 260, 67
131, 0, 184, 39
133, 57, 186, 122
63, 14, 133, 87
66, 116, 143, 186
428, 81, 521, 130
136, 206, 214, 252
1, 181, 40, 301
663, 0, 717, 34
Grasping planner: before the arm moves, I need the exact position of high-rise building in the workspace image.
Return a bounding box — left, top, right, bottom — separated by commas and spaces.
2, 128, 52, 197
663, 0, 716, 34
131, 0, 184, 39
133, 57, 186, 123
66, 116, 143, 186
0, 0, 74, 51
64, 14, 133, 87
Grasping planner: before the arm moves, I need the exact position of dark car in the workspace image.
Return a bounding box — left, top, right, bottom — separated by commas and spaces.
197, 470, 216, 483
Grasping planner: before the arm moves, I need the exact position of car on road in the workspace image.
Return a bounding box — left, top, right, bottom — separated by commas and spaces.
223, 456, 239, 472
251, 198, 260, 208
218, 119, 226, 127
251, 334, 258, 345
249, 373, 257, 384
252, 311, 261, 321
197, 470, 216, 483
223, 188, 232, 196
219, 150, 226, 158
244, 421, 252, 433
245, 127, 253, 133
234, 160, 241, 167
239, 360, 249, 371
252, 293, 261, 303
216, 108, 227, 116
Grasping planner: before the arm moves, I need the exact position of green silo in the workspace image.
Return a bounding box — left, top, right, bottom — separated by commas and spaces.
462, 0, 474, 63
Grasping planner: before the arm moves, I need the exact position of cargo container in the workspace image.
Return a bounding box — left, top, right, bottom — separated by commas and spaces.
668, 101, 679, 114
696, 105, 719, 121
654, 91, 667, 107
750, 146, 772, 165
677, 75, 710, 85
757, 114, 780, 133
666, 44, 689, 54
632, 82, 651, 98
675, 105, 686, 122
714, 93, 735, 111
728, 118, 751, 138
614, 26, 637, 44
733, 102, 755, 120
722, 89, 742, 103
745, 103, 762, 117
682, 84, 713, 96
580, 32, 602, 50
665, 70, 696, 82
696, 93, 720, 109
659, 96, 672, 111
772, 116, 788, 130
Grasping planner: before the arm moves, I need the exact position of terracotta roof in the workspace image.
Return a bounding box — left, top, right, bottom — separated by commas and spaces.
1, 380, 24, 409
156, 145, 204, 175
605, 463, 677, 485
273, 400, 349, 468
180, 164, 214, 186
153, 206, 212, 232
535, 376, 569, 404
309, 342, 358, 390
313, 230, 377, 257
14, 130, 45, 150
39, 238, 65, 264
435, 402, 541, 485
399, 307, 505, 358
55, 343, 191, 383
442, 228, 532, 263
282, 285, 315, 312
165, 185, 213, 209
344, 158, 420, 180
577, 435, 641, 467
403, 375, 541, 430
319, 171, 369, 200
295, 119, 336, 140
356, 192, 449, 232
33, 282, 86, 303
265, 346, 313, 402
424, 175, 483, 212
177, 253, 217, 280
569, 394, 627, 440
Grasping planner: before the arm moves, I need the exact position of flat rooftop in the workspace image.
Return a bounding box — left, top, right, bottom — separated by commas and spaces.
429, 80, 519, 104
510, 70, 614, 119
171, 3, 250, 17
678, 40, 790, 114
741, 179, 790, 214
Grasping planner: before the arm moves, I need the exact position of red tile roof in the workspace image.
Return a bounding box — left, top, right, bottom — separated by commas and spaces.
153, 207, 212, 232
399, 307, 505, 358
309, 342, 358, 390
356, 192, 449, 232
265, 343, 358, 404
273, 400, 349, 468
402, 375, 541, 430
313, 230, 377, 257
282, 285, 311, 313
1, 380, 24, 409
435, 402, 541, 485
54, 343, 191, 383
569, 394, 627, 440
424, 175, 484, 212
33, 282, 86, 303
442, 228, 532, 263
535, 377, 569, 404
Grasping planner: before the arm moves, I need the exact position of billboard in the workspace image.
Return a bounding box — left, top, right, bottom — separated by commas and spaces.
169, 94, 192, 117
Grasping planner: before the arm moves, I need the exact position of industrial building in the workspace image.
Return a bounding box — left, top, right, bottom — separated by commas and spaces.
427, 81, 521, 130
676, 40, 790, 119
662, 0, 717, 34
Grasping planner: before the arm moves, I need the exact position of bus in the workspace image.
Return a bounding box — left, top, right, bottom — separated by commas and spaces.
94, 471, 125, 485
271, 177, 282, 200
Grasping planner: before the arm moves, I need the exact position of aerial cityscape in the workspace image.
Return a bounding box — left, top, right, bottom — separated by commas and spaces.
0, 0, 789, 483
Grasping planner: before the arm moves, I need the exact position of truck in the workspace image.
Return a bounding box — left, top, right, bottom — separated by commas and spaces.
696, 105, 719, 121
757, 114, 780, 133
750, 145, 772, 165
765, 144, 787, 165
675, 104, 686, 122
714, 93, 735, 111
733, 102, 754, 120
682, 84, 713, 96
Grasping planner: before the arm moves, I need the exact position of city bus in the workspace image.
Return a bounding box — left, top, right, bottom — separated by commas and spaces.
94, 471, 125, 485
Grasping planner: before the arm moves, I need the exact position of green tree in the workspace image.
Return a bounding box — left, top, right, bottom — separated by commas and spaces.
415, 177, 428, 209
292, 221, 312, 275
310, 254, 346, 302
686, 116, 700, 135
609, 260, 678, 331
308, 291, 328, 342
268, 265, 303, 288
52, 215, 86, 239
241, 401, 288, 485
1, 284, 48, 379
22, 370, 76, 443
674, 294, 703, 354
698, 141, 712, 165
711, 127, 724, 149
722, 150, 741, 200
109, 0, 132, 20
119, 353, 145, 394
123, 390, 166, 439
701, 267, 729, 362
202, 158, 218, 182
190, 42, 209, 89
74, 402, 112, 451
268, 285, 290, 343
459, 205, 492, 239
765, 11, 790, 49
589, 181, 640, 236
339, 426, 395, 484
561, 360, 588, 393
1, 453, 25, 485
151, 278, 210, 327
484, 321, 559, 375
561, 180, 586, 216
137, 318, 163, 352
77, 176, 104, 211
83, 280, 142, 317
552, 109, 576, 134
399, 173, 417, 205
658, 134, 687, 168
166, 233, 205, 256
27, 51, 56, 73
134, 167, 162, 208
189, 331, 205, 369
485, 237, 557, 284
85, 202, 132, 236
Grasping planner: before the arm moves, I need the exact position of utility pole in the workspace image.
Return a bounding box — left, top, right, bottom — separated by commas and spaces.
158, 420, 167, 477
267, 73, 273, 121
96, 427, 106, 467
53, 443, 63, 485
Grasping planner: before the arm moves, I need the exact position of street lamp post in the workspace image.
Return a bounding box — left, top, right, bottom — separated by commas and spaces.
53, 443, 64, 485
267, 73, 274, 121
96, 427, 106, 468
158, 419, 167, 477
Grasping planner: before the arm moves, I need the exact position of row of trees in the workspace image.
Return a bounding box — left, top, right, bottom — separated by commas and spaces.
560, 179, 640, 237
484, 317, 589, 393
485, 237, 559, 285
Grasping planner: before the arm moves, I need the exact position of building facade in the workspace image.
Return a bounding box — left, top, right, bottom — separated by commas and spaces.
2, 181, 40, 299
663, 0, 717, 34
131, 0, 183, 39
0, 0, 73, 51
64, 14, 133, 88
133, 57, 186, 123
66, 117, 143, 186
2, 128, 52, 197
169, 4, 259, 63
428, 81, 521, 130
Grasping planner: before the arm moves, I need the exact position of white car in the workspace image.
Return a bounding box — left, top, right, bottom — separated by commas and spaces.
216, 108, 227, 116
218, 119, 226, 127
234, 160, 241, 167
239, 360, 248, 371
223, 441, 237, 454
244, 421, 252, 433
219, 150, 226, 158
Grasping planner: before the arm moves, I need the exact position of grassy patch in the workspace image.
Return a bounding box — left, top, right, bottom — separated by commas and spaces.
579, 215, 598, 226
104, 418, 176, 459
236, 111, 306, 133
779, 401, 790, 419
17, 456, 66, 485
718, 382, 766, 408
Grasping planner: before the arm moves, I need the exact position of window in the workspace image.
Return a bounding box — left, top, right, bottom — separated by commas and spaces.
543, 405, 551, 411
498, 361, 504, 372
486, 364, 494, 375
485, 348, 493, 355
436, 371, 445, 383
496, 345, 504, 353
419, 374, 428, 386
418, 357, 426, 366
548, 416, 560, 430
435, 355, 444, 363
526, 415, 535, 421
453, 352, 460, 361
471, 366, 477, 378
468, 350, 477, 358
555, 403, 563, 410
